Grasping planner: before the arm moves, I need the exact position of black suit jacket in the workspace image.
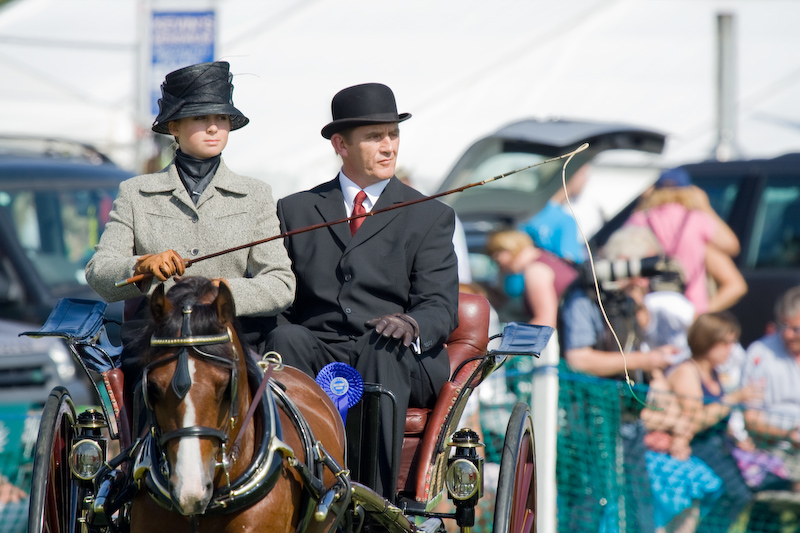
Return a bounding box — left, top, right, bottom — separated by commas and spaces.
276, 176, 459, 383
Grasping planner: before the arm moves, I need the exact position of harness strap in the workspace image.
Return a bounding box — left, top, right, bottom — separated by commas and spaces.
158, 426, 228, 447
230, 355, 275, 461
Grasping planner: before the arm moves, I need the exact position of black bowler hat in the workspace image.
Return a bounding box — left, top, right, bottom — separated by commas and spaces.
151, 61, 249, 134
321, 83, 411, 139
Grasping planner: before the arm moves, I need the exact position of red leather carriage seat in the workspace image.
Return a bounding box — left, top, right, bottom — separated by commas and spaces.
397, 292, 490, 499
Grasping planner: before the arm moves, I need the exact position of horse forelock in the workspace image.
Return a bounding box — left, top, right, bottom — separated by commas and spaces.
141, 277, 240, 366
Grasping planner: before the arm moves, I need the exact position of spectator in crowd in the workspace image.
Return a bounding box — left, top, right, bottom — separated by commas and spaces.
641, 367, 724, 533
560, 225, 679, 378
625, 167, 745, 315
0, 476, 27, 533
663, 312, 761, 532
486, 229, 577, 329
741, 285, 800, 491
519, 163, 589, 264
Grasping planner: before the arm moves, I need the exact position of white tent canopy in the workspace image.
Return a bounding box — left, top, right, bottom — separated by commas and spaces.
2, 0, 800, 203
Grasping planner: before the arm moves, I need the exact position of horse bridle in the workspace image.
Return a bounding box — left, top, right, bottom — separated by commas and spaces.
142, 303, 239, 451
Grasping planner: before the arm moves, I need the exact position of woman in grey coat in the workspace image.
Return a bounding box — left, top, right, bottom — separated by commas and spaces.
85, 61, 295, 334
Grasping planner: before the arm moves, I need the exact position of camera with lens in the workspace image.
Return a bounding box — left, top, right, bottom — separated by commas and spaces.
577, 255, 686, 294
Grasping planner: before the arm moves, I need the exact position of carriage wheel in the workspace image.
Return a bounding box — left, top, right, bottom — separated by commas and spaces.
28, 387, 80, 533
493, 402, 536, 533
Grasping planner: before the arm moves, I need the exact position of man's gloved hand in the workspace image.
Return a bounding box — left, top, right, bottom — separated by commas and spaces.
134, 250, 186, 281
366, 313, 420, 347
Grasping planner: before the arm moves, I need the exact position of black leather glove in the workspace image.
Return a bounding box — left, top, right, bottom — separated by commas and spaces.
365, 313, 420, 347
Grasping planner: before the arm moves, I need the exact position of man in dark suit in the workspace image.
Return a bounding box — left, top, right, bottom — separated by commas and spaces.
268, 83, 459, 497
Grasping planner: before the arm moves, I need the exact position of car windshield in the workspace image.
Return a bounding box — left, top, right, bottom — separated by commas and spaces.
0, 187, 116, 288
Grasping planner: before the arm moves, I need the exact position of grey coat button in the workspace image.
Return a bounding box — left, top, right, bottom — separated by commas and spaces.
344, 274, 352, 281
345, 308, 352, 314
190, 248, 199, 256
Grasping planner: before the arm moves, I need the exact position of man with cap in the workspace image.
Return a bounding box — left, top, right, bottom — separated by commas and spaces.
267, 83, 459, 498
86, 61, 295, 353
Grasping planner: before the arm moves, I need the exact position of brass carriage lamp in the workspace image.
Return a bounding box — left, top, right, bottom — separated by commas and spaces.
445, 428, 484, 527
69, 408, 108, 481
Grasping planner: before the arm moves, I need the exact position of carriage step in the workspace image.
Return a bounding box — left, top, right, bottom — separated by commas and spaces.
416, 518, 445, 532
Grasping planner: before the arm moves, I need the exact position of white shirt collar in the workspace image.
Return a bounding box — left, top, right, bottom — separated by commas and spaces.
339, 170, 390, 216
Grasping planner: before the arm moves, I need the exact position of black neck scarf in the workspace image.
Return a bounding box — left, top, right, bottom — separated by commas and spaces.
175, 149, 221, 205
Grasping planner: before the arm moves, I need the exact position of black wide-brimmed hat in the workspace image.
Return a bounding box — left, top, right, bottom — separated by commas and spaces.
151, 61, 249, 134
321, 83, 411, 139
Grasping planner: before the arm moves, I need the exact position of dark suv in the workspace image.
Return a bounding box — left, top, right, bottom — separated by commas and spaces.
0, 136, 132, 404
591, 153, 800, 347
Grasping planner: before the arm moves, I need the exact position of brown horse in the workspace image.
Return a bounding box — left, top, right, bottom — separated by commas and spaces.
129, 277, 346, 533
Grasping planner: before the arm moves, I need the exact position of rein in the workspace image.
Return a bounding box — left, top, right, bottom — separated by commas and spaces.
229, 352, 281, 462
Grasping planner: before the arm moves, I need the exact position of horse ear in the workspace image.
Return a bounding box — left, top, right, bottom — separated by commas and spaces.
215, 282, 236, 323
150, 283, 171, 322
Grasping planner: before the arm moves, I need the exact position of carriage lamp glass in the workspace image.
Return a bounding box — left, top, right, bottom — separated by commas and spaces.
445, 458, 481, 500
446, 428, 484, 502
69, 439, 104, 480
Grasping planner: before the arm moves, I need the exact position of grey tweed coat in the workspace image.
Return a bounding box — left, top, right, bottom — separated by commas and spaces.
85, 159, 295, 317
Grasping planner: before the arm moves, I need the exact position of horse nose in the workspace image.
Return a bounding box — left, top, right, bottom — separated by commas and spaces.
171, 487, 212, 516
170, 478, 213, 516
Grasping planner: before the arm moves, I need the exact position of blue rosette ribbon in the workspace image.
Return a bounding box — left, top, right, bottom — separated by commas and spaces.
316, 362, 363, 423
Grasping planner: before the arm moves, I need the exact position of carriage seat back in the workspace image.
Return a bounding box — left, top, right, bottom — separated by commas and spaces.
398, 292, 490, 498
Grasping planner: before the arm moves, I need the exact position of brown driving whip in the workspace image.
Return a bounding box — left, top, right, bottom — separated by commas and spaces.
115, 143, 588, 287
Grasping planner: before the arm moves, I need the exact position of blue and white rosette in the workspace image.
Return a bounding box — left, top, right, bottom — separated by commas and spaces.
316, 362, 363, 423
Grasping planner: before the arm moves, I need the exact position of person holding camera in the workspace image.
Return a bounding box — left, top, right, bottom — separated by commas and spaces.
559, 225, 687, 533
560, 225, 681, 378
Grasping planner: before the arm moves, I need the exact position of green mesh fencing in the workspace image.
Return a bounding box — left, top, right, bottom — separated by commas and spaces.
0, 404, 39, 533
471, 361, 800, 533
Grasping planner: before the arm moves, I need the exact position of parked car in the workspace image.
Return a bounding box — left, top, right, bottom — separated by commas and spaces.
436, 118, 666, 318
0, 136, 133, 401
590, 153, 800, 347
437, 118, 666, 253
0, 318, 92, 405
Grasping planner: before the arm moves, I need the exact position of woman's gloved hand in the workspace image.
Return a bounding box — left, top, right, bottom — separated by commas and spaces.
134, 250, 186, 281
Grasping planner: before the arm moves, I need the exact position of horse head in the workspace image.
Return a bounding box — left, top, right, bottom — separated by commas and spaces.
142, 277, 247, 516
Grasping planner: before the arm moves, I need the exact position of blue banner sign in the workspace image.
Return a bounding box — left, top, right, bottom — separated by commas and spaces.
150, 11, 216, 116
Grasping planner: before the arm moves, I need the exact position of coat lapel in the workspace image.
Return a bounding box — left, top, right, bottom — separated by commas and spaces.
139, 161, 196, 213
315, 177, 352, 248
197, 159, 248, 209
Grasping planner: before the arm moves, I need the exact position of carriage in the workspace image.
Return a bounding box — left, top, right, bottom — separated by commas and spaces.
22, 278, 552, 533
